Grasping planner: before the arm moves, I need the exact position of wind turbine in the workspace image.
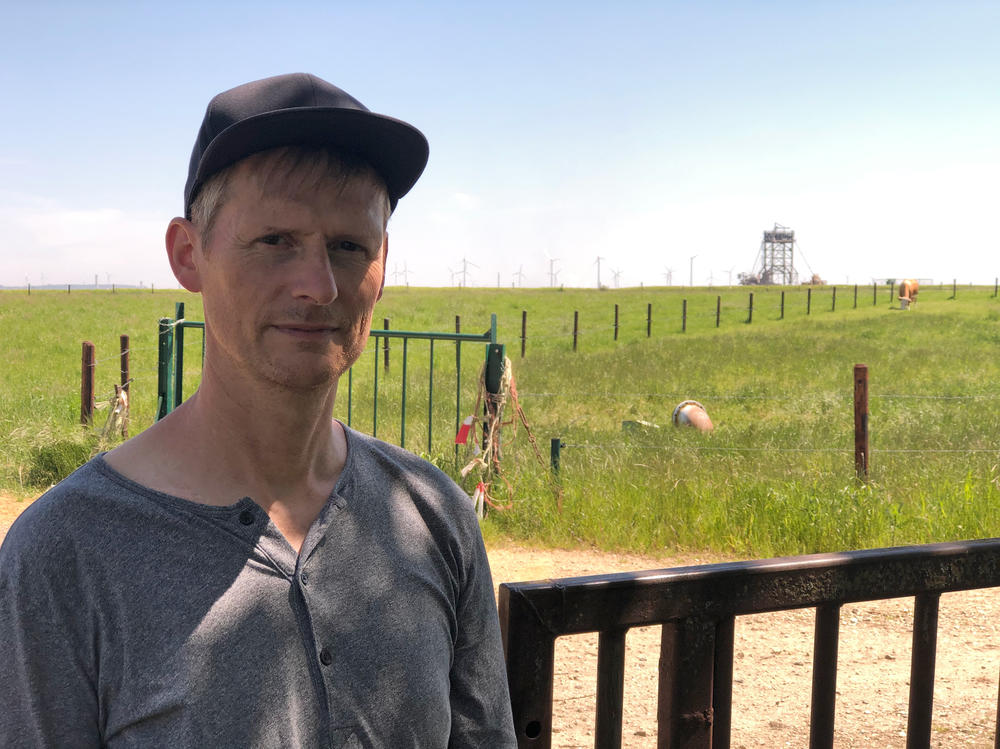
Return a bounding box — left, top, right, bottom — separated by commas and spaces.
513, 265, 526, 287
548, 257, 561, 288
594, 256, 605, 288
663, 267, 673, 286
456, 257, 478, 287
612, 268, 622, 288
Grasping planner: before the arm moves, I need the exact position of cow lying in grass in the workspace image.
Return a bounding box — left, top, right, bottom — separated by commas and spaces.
899, 279, 919, 309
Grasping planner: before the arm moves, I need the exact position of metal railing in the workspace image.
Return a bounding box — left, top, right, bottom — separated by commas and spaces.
499, 538, 1000, 748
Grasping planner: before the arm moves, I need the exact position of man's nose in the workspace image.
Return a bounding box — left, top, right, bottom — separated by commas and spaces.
292, 242, 338, 305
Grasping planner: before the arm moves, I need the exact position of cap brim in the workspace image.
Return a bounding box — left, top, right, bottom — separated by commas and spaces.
189, 107, 429, 212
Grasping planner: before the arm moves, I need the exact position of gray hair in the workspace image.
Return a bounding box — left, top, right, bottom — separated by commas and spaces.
189, 145, 392, 243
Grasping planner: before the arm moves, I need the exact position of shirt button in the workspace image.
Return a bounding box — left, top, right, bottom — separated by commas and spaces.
238, 510, 255, 526
319, 648, 333, 666
300, 571, 310, 585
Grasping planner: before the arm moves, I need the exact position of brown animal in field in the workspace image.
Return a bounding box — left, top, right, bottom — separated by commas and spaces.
898, 279, 919, 309
672, 400, 714, 432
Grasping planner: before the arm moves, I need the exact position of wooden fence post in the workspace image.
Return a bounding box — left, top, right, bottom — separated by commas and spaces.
853, 284, 858, 309
747, 292, 754, 324
521, 310, 527, 358
832, 286, 837, 312
854, 364, 869, 480
120, 336, 130, 389
951, 279, 957, 299
454, 315, 461, 465
81, 341, 95, 425
873, 282, 877, 306
572, 311, 579, 352
807, 287, 812, 315
780, 290, 785, 320
120, 335, 130, 438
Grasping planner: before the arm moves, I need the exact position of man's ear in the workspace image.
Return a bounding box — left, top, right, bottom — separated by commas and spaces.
376, 233, 388, 301
165, 218, 203, 293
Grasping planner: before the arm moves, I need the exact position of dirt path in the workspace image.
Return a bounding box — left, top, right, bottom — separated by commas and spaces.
3, 495, 998, 746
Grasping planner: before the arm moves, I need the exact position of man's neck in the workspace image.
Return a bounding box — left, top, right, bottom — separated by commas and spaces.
108, 363, 347, 517
178, 364, 346, 502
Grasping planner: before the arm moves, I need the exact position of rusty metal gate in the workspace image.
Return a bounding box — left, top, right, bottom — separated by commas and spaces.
499, 538, 1000, 748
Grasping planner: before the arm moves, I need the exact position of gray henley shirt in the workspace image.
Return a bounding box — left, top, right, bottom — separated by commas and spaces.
0, 425, 516, 747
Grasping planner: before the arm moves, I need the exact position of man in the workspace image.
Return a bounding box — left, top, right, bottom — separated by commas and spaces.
0, 73, 517, 747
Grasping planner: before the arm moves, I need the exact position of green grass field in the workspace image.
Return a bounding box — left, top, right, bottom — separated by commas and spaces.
3, 282, 999, 557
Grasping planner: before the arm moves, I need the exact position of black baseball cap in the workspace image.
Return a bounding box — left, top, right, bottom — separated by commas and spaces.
184, 73, 429, 218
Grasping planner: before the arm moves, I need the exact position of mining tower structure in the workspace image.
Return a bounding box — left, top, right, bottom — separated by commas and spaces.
740, 223, 799, 285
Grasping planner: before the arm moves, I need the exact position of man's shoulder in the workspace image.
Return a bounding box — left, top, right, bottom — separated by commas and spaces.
345, 426, 457, 485
1, 457, 129, 564
342, 426, 476, 516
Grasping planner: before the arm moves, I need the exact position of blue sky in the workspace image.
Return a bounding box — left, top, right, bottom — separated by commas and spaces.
2, 1, 998, 288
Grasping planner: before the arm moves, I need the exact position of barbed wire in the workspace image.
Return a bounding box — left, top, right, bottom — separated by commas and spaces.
559, 443, 1000, 455
520, 391, 1000, 401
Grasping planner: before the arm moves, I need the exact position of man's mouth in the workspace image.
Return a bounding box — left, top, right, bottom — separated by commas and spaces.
272, 324, 339, 339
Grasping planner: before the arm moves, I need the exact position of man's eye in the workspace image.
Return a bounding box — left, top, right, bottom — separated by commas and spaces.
331, 240, 365, 253
258, 234, 287, 246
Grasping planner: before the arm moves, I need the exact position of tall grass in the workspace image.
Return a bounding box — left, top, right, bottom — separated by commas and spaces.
3, 283, 1000, 557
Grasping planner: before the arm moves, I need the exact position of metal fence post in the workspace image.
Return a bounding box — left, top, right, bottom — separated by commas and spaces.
550, 438, 561, 473
682, 299, 687, 332
156, 318, 173, 421
781, 290, 785, 319
484, 341, 507, 464
807, 287, 812, 315
427, 340, 435, 453
173, 302, 185, 408
747, 293, 754, 324
854, 284, 858, 309
832, 286, 837, 312
613, 304, 619, 341
716, 295, 721, 328
383, 317, 390, 370
400, 338, 409, 448
521, 310, 527, 358
572, 311, 579, 352
647, 302, 652, 337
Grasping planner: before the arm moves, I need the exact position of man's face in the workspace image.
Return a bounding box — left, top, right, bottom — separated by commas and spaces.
190, 160, 388, 393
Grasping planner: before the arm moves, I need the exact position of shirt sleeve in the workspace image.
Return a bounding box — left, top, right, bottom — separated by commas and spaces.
447, 528, 517, 748
0, 508, 102, 748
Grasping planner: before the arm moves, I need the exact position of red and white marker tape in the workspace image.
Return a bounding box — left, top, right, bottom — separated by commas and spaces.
454, 415, 474, 445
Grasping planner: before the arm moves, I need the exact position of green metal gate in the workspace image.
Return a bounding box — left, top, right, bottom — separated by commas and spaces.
156, 302, 503, 454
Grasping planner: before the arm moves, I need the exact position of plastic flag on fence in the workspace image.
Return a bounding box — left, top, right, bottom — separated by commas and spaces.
454, 415, 474, 445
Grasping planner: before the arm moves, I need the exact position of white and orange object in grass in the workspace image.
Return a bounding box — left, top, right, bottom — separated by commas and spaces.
672, 400, 714, 432
898, 279, 919, 309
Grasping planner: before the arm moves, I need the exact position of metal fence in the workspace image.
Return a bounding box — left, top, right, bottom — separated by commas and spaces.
155, 302, 501, 453
499, 538, 1000, 748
